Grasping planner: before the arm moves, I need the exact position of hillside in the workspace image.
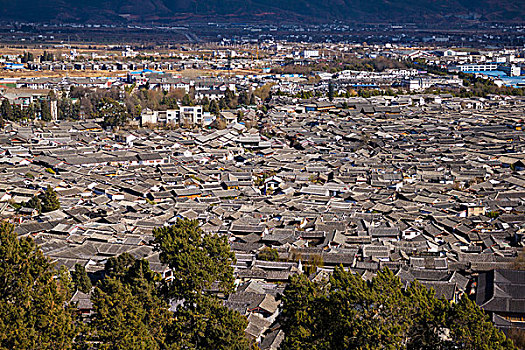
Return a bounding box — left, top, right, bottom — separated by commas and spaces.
0, 0, 522, 23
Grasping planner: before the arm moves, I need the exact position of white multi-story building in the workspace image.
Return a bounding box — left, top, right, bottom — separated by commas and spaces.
179, 106, 204, 126
449, 63, 498, 72
301, 50, 320, 59
141, 106, 213, 127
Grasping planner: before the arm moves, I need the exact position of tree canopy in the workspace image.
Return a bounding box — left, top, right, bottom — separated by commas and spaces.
98, 98, 131, 127
0, 216, 515, 350
87, 219, 251, 349
71, 263, 92, 293
24, 195, 42, 213
166, 294, 251, 350
280, 266, 515, 350
89, 255, 171, 350
0, 222, 79, 349
257, 247, 279, 261
0, 218, 253, 350
40, 185, 60, 212
153, 218, 236, 299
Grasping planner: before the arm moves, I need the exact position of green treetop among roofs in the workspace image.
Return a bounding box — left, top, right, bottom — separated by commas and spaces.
71, 263, 92, 294
87, 219, 251, 350
153, 218, 236, 299
89, 254, 172, 350
24, 186, 60, 214
41, 185, 60, 212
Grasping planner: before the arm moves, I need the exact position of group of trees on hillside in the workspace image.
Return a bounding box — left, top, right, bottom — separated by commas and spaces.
180, 88, 258, 115
19, 51, 54, 63
458, 75, 525, 97
408, 60, 525, 97
272, 56, 407, 75
0, 222, 78, 349
20, 51, 34, 63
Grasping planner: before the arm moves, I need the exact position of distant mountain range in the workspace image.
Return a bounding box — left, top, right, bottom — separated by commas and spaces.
0, 0, 523, 24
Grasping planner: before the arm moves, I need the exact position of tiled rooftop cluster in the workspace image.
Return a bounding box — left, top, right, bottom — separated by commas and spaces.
1, 93, 525, 346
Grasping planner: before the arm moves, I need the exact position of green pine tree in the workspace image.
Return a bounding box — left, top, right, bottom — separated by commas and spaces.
224, 88, 237, 108
258, 247, 279, 261
97, 98, 130, 127
328, 83, 335, 101
167, 294, 251, 350
0, 99, 13, 121
249, 93, 256, 105
71, 263, 92, 293
40, 101, 52, 122
40, 185, 60, 212
153, 218, 236, 299
449, 295, 515, 350
181, 94, 193, 106
89, 256, 170, 350
24, 195, 42, 213
209, 99, 220, 114
0, 222, 79, 349
279, 266, 516, 350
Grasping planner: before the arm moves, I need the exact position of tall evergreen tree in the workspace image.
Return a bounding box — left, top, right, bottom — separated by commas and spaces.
0, 222, 79, 349
89, 249, 253, 350
11, 104, 23, 121
181, 94, 193, 106
238, 91, 249, 105
224, 88, 237, 108
58, 98, 80, 120
40, 101, 52, 122
0, 99, 13, 121
450, 295, 514, 350
249, 93, 256, 105
21, 52, 34, 63
41, 51, 54, 62
219, 97, 227, 110
89, 256, 170, 350
71, 263, 92, 293
167, 294, 251, 350
97, 98, 130, 127
209, 99, 220, 114
23, 102, 36, 120
153, 219, 251, 349
328, 83, 335, 101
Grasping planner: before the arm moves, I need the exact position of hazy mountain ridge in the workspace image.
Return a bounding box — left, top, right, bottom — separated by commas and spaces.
0, 0, 522, 23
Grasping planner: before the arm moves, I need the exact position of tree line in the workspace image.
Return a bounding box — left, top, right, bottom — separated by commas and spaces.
0, 98, 52, 126
407, 59, 525, 97
177, 88, 257, 115
272, 56, 408, 75
0, 85, 260, 128
19, 51, 54, 64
